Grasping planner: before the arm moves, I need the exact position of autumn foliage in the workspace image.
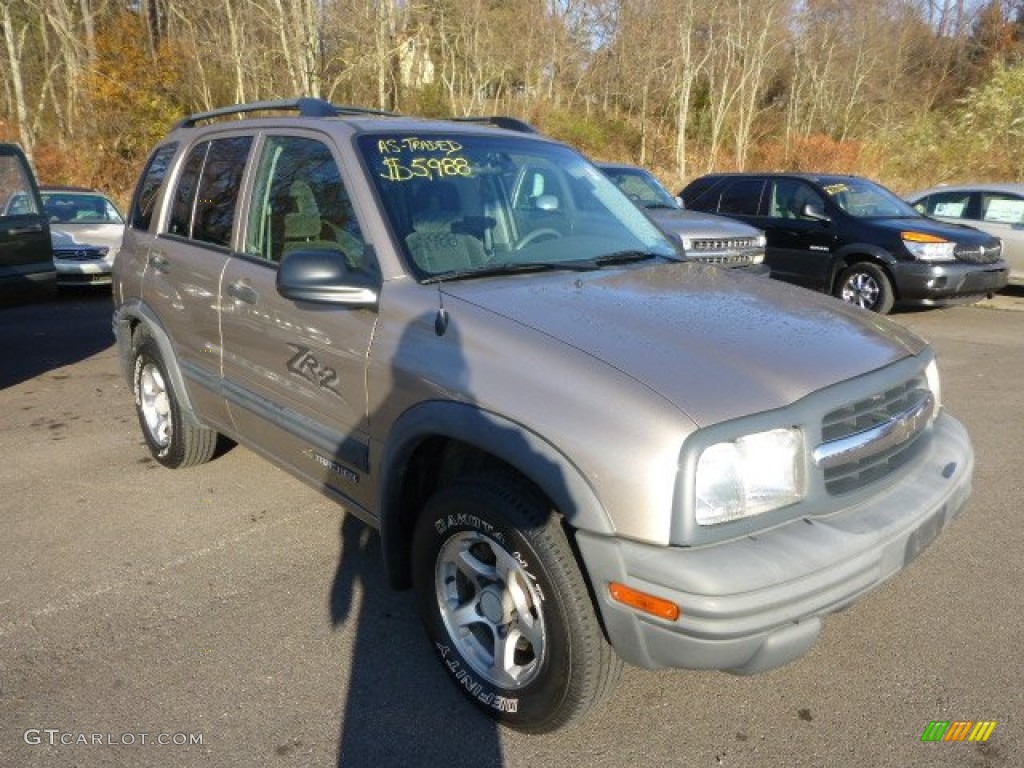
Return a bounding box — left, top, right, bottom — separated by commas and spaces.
4, 1, 1024, 203
36, 12, 187, 199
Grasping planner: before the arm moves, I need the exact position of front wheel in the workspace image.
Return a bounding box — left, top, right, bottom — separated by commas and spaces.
132, 336, 218, 468
836, 262, 894, 314
412, 472, 622, 733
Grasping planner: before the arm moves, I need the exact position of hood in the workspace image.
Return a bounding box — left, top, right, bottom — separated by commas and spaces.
870, 216, 1000, 245
50, 223, 125, 252
443, 262, 924, 427
646, 207, 762, 240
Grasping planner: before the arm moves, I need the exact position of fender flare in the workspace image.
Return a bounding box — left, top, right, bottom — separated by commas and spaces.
828, 244, 898, 296
113, 300, 205, 429
377, 400, 614, 587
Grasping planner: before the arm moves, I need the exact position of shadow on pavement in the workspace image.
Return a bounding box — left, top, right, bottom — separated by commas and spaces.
330, 514, 504, 767
0, 288, 114, 389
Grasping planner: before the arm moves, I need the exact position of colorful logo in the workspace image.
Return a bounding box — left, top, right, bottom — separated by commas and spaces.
920, 720, 997, 742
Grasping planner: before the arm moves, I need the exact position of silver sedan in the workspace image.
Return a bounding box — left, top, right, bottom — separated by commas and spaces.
909, 182, 1024, 286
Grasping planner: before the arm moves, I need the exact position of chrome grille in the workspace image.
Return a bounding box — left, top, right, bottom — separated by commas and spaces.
955, 241, 1002, 264
817, 375, 932, 495
54, 247, 105, 261
694, 253, 759, 266
688, 237, 762, 266
689, 237, 761, 252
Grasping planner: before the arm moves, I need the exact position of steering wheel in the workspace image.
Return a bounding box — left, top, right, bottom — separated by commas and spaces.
514, 227, 563, 250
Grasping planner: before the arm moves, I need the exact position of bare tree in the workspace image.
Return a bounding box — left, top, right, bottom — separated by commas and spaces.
670, 0, 712, 180
1, 2, 35, 156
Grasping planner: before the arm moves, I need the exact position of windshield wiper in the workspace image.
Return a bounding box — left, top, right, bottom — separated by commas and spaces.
591, 250, 664, 266
420, 260, 599, 284
421, 252, 669, 284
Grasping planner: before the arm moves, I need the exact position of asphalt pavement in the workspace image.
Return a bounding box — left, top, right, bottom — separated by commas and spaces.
1, 287, 1021, 768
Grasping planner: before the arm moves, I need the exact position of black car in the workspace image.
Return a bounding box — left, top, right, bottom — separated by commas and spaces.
680, 172, 1008, 313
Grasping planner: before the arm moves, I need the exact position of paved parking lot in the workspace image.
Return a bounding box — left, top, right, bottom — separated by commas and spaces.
1, 289, 1021, 768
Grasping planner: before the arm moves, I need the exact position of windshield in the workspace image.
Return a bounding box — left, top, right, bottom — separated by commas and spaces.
820, 177, 919, 219
358, 133, 677, 279
42, 192, 124, 225
601, 166, 679, 210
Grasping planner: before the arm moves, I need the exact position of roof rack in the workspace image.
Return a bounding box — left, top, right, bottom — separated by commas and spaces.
173, 98, 397, 129
450, 116, 539, 134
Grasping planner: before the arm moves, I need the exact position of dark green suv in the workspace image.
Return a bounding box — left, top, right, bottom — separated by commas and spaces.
681, 172, 1008, 313
0, 143, 55, 304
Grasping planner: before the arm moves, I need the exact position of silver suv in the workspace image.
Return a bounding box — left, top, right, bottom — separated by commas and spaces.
112, 99, 974, 733
597, 162, 769, 275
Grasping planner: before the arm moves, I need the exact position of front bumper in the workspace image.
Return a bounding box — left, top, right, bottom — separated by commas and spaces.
576, 412, 973, 674
55, 260, 113, 286
892, 260, 1008, 306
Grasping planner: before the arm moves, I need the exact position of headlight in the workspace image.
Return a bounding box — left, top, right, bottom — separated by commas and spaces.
925, 359, 942, 415
695, 428, 805, 525
902, 231, 956, 261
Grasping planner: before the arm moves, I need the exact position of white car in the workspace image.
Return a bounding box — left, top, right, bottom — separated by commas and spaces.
42, 187, 125, 286
909, 183, 1024, 286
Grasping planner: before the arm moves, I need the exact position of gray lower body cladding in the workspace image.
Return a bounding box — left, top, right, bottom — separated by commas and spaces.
576, 412, 973, 673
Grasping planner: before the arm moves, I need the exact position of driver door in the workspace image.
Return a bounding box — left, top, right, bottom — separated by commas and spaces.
219, 132, 378, 511
762, 179, 837, 290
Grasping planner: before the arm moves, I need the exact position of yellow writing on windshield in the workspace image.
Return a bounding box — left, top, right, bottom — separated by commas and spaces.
379, 156, 472, 182
377, 137, 473, 181
378, 137, 463, 155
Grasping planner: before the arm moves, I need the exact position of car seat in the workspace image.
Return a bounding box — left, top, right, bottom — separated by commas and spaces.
404, 181, 486, 273
283, 180, 339, 255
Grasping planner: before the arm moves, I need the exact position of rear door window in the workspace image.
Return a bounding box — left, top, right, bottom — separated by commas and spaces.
167, 136, 252, 247
717, 178, 765, 215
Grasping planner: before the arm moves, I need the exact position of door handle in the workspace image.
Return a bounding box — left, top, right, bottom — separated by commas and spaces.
8, 224, 43, 236
227, 281, 259, 305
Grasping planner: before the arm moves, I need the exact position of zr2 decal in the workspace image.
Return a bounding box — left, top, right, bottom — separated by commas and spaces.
286, 344, 341, 397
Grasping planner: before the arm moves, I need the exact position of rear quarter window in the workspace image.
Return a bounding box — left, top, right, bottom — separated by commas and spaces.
129, 143, 178, 231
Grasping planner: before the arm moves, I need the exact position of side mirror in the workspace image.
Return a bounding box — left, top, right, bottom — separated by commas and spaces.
276, 248, 379, 306
535, 194, 560, 212
674, 196, 685, 209
802, 203, 830, 222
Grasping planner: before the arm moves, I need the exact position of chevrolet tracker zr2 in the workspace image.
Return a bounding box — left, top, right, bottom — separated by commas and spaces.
111, 99, 974, 733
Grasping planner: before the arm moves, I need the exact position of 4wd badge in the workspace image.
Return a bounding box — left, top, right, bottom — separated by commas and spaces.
286, 344, 341, 397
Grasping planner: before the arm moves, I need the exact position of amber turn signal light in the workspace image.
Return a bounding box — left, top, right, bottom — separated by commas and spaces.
608, 582, 680, 621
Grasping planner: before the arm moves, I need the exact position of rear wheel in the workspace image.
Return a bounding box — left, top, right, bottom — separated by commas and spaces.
836, 262, 894, 314
132, 336, 218, 468
411, 471, 622, 733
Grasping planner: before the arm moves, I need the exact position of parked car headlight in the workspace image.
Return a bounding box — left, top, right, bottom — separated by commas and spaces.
902, 232, 956, 261
695, 428, 805, 525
